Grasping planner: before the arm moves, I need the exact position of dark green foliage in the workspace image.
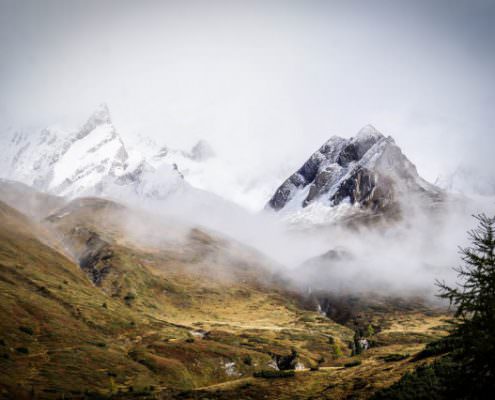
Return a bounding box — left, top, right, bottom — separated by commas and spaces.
185, 337, 195, 343
243, 354, 252, 365
15, 347, 29, 354
412, 335, 460, 361
274, 348, 298, 370
381, 353, 409, 362
123, 291, 136, 305
436, 214, 495, 397
19, 326, 34, 335
375, 214, 495, 399
253, 369, 295, 378
344, 360, 361, 368
366, 324, 375, 337
371, 357, 459, 400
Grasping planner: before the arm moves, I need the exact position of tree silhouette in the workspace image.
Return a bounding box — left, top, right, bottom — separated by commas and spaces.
437, 214, 495, 397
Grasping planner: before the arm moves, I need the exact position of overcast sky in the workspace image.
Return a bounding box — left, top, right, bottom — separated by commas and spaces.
1, 0, 494, 185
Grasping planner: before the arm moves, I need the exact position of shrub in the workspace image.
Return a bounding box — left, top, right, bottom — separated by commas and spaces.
19, 326, 34, 335
16, 347, 29, 354
243, 354, 252, 365
366, 324, 375, 337
344, 360, 362, 368
332, 343, 343, 358
124, 292, 136, 305
185, 338, 195, 343
274, 348, 298, 370
412, 336, 459, 361
382, 353, 409, 362
253, 370, 295, 379
371, 357, 459, 400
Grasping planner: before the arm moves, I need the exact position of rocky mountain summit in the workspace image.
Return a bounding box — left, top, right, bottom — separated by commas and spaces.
267, 125, 443, 223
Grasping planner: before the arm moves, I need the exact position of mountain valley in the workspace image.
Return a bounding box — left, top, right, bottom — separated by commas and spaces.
0, 116, 469, 399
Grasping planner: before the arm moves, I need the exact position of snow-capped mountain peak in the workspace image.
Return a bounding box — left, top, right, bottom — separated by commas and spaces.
77, 103, 112, 140
190, 139, 215, 161
267, 126, 443, 225
355, 124, 384, 140
0, 104, 184, 200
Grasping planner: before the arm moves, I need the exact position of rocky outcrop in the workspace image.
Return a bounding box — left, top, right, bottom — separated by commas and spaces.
78, 231, 113, 286
190, 140, 215, 161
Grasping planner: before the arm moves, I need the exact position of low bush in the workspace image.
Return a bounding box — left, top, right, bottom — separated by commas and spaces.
16, 347, 29, 354
253, 370, 295, 378
19, 326, 34, 335
381, 353, 409, 362
344, 360, 362, 368
412, 336, 459, 361
371, 357, 460, 400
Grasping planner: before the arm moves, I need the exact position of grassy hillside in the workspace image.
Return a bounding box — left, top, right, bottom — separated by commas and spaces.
0, 194, 450, 399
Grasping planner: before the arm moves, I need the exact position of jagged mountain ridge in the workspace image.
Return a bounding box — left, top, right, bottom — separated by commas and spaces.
0, 104, 212, 201
267, 125, 443, 223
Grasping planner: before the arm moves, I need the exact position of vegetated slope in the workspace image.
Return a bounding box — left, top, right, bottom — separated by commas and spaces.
0, 195, 355, 399
0, 199, 183, 398
162, 311, 451, 400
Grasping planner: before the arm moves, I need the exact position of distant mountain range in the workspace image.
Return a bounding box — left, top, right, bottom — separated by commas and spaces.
4, 106, 491, 229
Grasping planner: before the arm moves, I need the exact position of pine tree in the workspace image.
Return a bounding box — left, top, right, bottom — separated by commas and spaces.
436, 214, 495, 397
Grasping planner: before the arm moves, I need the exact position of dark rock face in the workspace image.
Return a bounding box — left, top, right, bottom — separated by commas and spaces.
114, 160, 151, 186
330, 167, 394, 212
76, 229, 113, 286
268, 130, 383, 211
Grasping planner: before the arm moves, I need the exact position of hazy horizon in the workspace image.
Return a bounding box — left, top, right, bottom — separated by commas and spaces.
1, 0, 494, 192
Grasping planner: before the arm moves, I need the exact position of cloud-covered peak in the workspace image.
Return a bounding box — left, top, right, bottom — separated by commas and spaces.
77, 103, 113, 140
355, 124, 384, 140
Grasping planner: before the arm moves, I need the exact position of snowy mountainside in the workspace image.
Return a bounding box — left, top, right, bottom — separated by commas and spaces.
0, 104, 184, 199
124, 132, 285, 211
0, 104, 281, 213
267, 125, 444, 225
